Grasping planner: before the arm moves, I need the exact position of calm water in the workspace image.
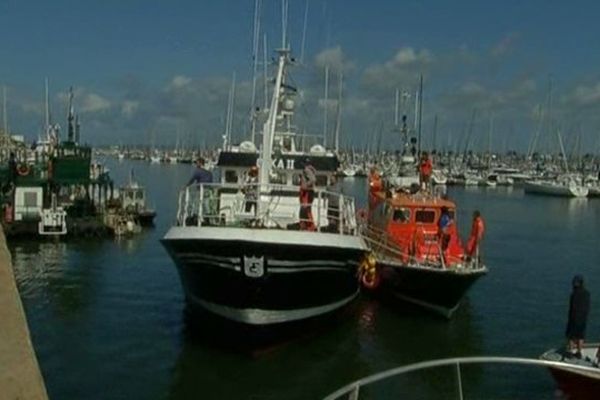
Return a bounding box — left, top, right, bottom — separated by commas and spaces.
9, 160, 600, 400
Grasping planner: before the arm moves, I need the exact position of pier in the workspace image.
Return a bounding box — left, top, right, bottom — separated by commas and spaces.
0, 226, 48, 400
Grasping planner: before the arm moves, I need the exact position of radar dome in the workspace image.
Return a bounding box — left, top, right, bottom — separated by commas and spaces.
239, 141, 257, 153
309, 144, 326, 155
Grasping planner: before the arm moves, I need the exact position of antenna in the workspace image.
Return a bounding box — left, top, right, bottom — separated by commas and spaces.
300, 0, 309, 63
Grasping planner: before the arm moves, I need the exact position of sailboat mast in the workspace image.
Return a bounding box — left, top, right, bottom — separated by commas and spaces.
2, 86, 7, 135
45, 77, 50, 137
417, 75, 423, 155
250, 0, 262, 143
323, 65, 329, 147
334, 72, 343, 153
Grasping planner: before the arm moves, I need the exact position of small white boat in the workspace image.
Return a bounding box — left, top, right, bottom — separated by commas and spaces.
431, 169, 447, 185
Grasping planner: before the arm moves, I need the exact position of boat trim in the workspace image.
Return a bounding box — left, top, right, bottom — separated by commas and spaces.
187, 289, 360, 325
164, 226, 366, 250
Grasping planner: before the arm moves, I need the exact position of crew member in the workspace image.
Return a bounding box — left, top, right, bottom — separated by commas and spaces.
438, 206, 453, 252
466, 210, 485, 259
187, 157, 213, 186
299, 158, 316, 231
419, 152, 433, 190
566, 275, 590, 358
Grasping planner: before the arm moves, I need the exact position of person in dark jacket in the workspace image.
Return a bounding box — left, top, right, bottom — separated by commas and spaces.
565, 275, 590, 356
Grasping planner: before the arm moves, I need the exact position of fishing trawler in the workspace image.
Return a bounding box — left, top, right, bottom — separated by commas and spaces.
359, 176, 487, 318
161, 43, 366, 327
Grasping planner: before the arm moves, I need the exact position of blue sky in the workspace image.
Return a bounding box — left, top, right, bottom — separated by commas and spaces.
1, 0, 600, 152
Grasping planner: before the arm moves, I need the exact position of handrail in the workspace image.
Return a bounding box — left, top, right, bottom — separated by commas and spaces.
324, 356, 600, 400
176, 182, 358, 236
359, 223, 484, 271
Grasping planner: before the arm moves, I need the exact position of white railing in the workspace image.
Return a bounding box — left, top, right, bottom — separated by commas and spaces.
176, 182, 359, 236
324, 356, 600, 400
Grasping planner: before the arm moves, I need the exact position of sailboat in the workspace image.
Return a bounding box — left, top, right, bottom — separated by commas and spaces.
161, 22, 366, 327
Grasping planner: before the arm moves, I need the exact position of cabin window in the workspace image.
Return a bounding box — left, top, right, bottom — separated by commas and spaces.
415, 210, 436, 224
136, 191, 144, 200
392, 208, 411, 223
24, 192, 38, 207
224, 170, 238, 184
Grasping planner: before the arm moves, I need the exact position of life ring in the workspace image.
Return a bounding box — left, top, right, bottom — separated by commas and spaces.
360, 253, 380, 290
17, 164, 30, 176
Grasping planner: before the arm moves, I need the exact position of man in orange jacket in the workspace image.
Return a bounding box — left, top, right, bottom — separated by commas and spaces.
466, 210, 485, 259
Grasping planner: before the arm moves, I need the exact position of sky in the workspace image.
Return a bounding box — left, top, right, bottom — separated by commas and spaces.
1, 0, 600, 153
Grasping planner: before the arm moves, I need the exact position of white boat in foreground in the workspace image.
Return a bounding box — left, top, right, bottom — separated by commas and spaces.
325, 356, 600, 400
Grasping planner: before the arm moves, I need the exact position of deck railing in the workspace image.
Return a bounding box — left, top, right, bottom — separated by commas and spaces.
359, 223, 484, 270
324, 356, 600, 400
176, 182, 359, 236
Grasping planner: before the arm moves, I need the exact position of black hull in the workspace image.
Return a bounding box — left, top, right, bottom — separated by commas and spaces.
135, 211, 156, 227
161, 237, 364, 327
375, 263, 487, 318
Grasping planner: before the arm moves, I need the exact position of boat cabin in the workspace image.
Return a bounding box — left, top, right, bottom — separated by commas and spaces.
368, 190, 465, 265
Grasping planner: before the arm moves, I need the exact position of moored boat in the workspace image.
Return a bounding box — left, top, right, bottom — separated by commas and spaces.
161, 44, 366, 327
524, 176, 589, 198
359, 180, 487, 318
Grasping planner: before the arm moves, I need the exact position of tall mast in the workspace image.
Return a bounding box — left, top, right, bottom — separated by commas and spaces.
250, 0, 262, 143
334, 72, 343, 153
394, 88, 399, 127
263, 34, 268, 110
67, 87, 75, 142
45, 77, 50, 137
300, 0, 309, 64
2, 86, 7, 135
323, 65, 329, 147
417, 75, 423, 155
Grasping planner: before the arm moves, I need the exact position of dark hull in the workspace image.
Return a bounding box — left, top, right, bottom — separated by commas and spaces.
161, 237, 364, 326
375, 263, 487, 318
549, 368, 600, 400
135, 211, 156, 227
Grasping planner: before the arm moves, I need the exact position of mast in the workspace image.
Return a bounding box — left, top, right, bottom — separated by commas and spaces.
300, 0, 309, 64
250, 0, 262, 143
334, 72, 343, 152
394, 88, 399, 127
323, 65, 329, 147
259, 49, 287, 189
417, 75, 423, 155
67, 87, 75, 142
45, 77, 50, 139
2, 86, 7, 135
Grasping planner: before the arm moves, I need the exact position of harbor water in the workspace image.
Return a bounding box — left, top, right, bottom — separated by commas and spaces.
10, 160, 600, 399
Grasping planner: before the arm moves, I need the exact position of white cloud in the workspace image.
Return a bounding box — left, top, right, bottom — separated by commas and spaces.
121, 100, 139, 117
314, 46, 355, 73
169, 75, 192, 90
81, 93, 110, 112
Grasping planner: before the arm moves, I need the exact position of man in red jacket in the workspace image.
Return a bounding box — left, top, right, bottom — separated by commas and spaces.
419, 152, 433, 191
